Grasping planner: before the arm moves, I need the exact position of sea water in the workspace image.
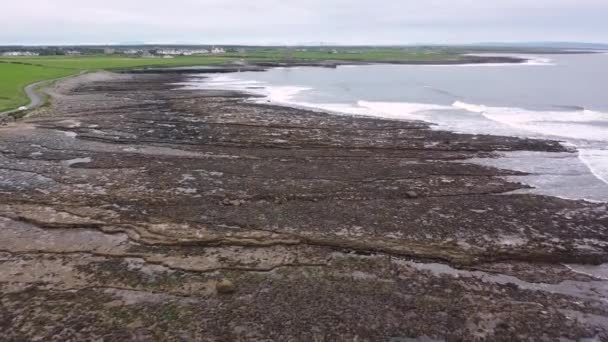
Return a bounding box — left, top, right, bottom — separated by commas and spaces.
182, 53, 608, 202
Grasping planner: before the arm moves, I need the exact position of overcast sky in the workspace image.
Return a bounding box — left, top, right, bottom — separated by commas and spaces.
2, 0, 607, 45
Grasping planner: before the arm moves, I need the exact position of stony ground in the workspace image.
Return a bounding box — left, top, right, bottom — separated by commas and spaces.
0, 72, 607, 341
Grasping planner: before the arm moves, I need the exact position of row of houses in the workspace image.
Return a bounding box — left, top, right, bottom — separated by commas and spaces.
2, 49, 82, 56
1, 47, 233, 58
1, 51, 40, 56
156, 48, 226, 56
121, 47, 227, 56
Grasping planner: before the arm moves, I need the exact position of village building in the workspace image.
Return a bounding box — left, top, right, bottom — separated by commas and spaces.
1, 51, 40, 57
157, 49, 181, 56
123, 49, 141, 55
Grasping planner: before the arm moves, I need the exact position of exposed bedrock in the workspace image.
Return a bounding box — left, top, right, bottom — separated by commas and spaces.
0, 72, 606, 341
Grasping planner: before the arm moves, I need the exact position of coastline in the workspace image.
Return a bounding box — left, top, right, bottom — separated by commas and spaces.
186, 59, 608, 202
0, 54, 530, 119
1, 71, 607, 340
123, 54, 529, 74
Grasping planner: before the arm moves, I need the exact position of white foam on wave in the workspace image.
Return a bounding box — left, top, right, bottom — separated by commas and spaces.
452, 100, 608, 188
188, 74, 314, 104
523, 57, 555, 66
182, 75, 266, 92
352, 101, 526, 140
453, 101, 608, 141
265, 86, 313, 103
454, 101, 608, 123
468, 151, 608, 203
460, 54, 556, 67
355, 101, 450, 121
578, 149, 608, 185
260, 92, 452, 123
295, 102, 373, 116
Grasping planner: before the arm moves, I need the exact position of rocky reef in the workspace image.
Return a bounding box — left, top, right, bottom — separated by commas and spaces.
0, 72, 606, 341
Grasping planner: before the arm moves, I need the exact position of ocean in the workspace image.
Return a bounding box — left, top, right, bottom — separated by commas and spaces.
181, 53, 608, 202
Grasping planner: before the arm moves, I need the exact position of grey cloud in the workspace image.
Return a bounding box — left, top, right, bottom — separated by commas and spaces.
1, 0, 606, 45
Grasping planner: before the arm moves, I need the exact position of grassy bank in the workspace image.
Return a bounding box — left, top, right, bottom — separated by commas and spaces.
0, 63, 76, 112
0, 56, 237, 112
0, 49, 460, 112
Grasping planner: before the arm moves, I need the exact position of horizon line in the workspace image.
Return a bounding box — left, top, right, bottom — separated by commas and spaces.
1, 41, 608, 48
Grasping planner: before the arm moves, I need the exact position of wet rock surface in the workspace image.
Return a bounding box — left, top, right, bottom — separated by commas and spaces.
0, 72, 606, 341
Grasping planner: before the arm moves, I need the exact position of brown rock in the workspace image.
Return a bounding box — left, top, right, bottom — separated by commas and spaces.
405, 191, 419, 199
216, 279, 236, 294
221, 199, 245, 207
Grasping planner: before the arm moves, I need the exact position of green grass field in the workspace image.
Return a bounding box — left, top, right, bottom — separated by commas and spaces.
224, 48, 459, 61
0, 49, 460, 112
0, 63, 75, 112
0, 56, 238, 112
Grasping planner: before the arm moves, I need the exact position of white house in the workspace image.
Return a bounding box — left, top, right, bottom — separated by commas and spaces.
211, 47, 225, 54
2, 51, 40, 57
157, 49, 181, 56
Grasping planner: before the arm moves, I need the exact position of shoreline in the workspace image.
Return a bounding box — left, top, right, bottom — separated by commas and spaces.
186, 65, 608, 202
1, 54, 529, 118
1, 71, 607, 340
261, 98, 608, 202
123, 54, 529, 74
